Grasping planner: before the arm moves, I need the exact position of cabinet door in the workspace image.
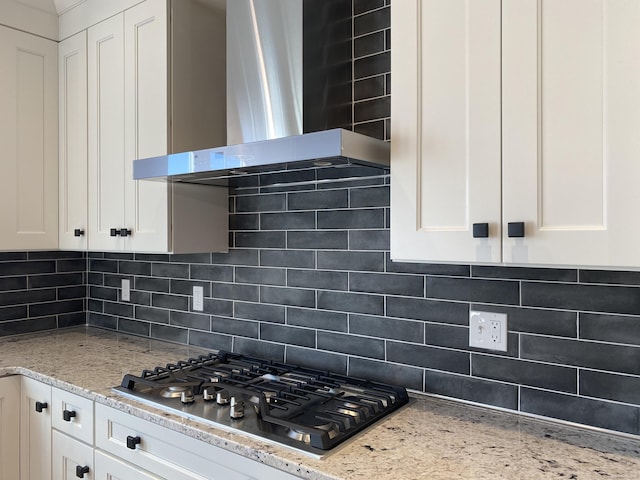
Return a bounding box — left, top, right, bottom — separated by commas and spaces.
503, 0, 640, 266
0, 376, 20, 480
390, 0, 502, 263
124, 0, 170, 252
20, 377, 52, 480
88, 14, 126, 251
94, 450, 162, 480
0, 26, 58, 251
52, 431, 94, 480
59, 30, 89, 250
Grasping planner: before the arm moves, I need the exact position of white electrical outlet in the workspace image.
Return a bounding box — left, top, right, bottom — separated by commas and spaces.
121, 279, 130, 302
193, 286, 204, 311
469, 310, 507, 352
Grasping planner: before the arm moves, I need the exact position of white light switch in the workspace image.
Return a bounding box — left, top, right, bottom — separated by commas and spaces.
193, 286, 204, 311
121, 279, 130, 302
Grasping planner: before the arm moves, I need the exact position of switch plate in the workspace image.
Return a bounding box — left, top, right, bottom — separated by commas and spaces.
469, 310, 507, 352
193, 286, 204, 311
121, 279, 130, 302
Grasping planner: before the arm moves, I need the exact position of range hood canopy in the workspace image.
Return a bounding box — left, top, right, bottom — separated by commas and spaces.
133, 129, 389, 186
133, 0, 390, 186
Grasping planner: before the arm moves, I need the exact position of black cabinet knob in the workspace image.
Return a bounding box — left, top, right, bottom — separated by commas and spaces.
119, 228, 132, 237
126, 435, 142, 450
74, 229, 85, 237
75, 465, 90, 478
35, 401, 48, 413
110, 228, 120, 237
63, 409, 77, 422
472, 223, 489, 238
507, 222, 525, 238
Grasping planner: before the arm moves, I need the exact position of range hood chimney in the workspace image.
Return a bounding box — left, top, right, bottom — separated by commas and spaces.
133, 0, 389, 186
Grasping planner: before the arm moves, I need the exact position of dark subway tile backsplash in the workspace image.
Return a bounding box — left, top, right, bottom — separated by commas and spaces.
0, 251, 86, 336
522, 282, 640, 315
2, 0, 640, 441
425, 371, 519, 411
520, 388, 640, 435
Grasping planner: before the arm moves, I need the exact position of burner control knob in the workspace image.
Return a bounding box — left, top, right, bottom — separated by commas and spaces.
180, 390, 195, 404
230, 397, 245, 419
216, 390, 230, 405
202, 387, 217, 401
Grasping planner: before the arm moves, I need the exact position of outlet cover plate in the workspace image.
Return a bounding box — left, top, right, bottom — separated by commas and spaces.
121, 279, 130, 302
192, 286, 204, 311
469, 310, 507, 352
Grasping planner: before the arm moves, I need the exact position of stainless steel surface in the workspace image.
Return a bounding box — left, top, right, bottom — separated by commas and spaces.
133, 129, 390, 183
114, 384, 326, 458
227, 0, 302, 144
114, 352, 409, 458
133, 1, 390, 184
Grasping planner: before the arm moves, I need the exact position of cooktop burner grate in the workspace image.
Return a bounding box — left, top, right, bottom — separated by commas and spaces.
115, 351, 409, 456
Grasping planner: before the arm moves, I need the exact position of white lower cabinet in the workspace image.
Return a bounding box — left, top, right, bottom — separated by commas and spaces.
21, 376, 52, 480
95, 403, 300, 480
21, 379, 95, 480
52, 430, 94, 480
9, 377, 300, 479
0, 376, 20, 480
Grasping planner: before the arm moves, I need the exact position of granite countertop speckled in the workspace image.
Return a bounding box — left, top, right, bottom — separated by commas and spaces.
1, 327, 639, 480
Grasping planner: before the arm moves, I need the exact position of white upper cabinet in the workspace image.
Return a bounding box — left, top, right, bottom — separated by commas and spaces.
87, 0, 168, 252
59, 30, 88, 250
391, 0, 640, 268
390, 0, 502, 264
0, 26, 58, 251
82, 0, 227, 253
502, 0, 640, 266
86, 9, 134, 252
123, 0, 170, 252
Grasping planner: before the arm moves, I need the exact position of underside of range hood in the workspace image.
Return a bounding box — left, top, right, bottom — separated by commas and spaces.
133, 129, 389, 187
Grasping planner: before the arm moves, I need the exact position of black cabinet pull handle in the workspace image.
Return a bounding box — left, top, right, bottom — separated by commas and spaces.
126, 435, 142, 449
507, 222, 525, 238
119, 228, 132, 237
63, 409, 77, 422
110, 228, 120, 237
35, 401, 48, 413
75, 465, 90, 478
74, 229, 85, 237
472, 223, 489, 238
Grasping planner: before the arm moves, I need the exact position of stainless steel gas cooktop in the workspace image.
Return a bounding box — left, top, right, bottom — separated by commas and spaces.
113, 351, 408, 457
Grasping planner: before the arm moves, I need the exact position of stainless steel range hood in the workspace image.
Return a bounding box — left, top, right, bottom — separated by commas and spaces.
133, 0, 390, 185
133, 129, 389, 185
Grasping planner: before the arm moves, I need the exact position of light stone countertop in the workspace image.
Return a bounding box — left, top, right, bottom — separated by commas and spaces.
1, 326, 639, 480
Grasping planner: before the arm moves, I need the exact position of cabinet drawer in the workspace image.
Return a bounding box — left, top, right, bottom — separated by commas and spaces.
94, 450, 161, 480
52, 387, 94, 444
95, 403, 299, 480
